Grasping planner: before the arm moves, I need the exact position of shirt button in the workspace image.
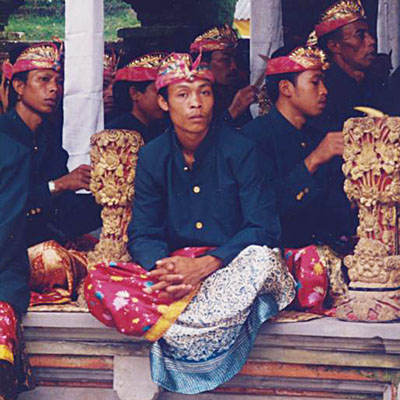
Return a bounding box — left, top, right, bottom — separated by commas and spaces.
33, 146, 39, 151
301, 142, 307, 148
183, 166, 189, 171
36, 208, 41, 213
193, 186, 200, 194
304, 187, 309, 194
195, 222, 203, 230
30, 209, 36, 215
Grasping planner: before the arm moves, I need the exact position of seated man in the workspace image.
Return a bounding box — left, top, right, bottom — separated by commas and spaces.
190, 25, 257, 127
85, 53, 295, 394
107, 52, 166, 143
3, 43, 101, 305
241, 46, 356, 312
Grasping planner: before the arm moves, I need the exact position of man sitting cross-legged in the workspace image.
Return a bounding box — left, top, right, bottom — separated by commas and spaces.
2, 43, 101, 306
85, 52, 295, 394
241, 46, 357, 313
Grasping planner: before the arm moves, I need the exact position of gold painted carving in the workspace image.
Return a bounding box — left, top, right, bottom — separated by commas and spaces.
88, 129, 144, 267
337, 116, 400, 321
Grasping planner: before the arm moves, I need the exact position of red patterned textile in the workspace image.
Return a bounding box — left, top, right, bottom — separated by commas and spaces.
284, 245, 328, 314
315, 0, 365, 38
0, 302, 17, 365
84, 247, 213, 339
28, 240, 88, 306
155, 53, 214, 91
266, 47, 329, 76
2, 42, 62, 80
114, 53, 167, 83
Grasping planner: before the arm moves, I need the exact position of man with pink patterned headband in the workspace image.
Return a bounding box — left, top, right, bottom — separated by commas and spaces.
85, 52, 295, 394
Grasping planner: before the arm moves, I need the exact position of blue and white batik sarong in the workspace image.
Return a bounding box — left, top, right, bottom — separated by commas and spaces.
150, 245, 296, 394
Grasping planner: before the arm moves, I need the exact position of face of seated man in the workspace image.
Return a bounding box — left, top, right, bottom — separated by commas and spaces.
209, 50, 239, 86
158, 79, 214, 139
13, 69, 63, 116
278, 69, 328, 119
328, 20, 376, 72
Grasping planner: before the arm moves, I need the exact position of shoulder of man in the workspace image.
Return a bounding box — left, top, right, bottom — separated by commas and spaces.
137, 130, 170, 167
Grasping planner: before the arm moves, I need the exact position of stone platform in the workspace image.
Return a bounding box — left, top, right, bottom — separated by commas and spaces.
19, 312, 400, 400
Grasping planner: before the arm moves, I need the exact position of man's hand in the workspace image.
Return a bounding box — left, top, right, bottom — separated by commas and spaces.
147, 255, 222, 300
53, 164, 92, 193
305, 131, 344, 174
228, 85, 258, 120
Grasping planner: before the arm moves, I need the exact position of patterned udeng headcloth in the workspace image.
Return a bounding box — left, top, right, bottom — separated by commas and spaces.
155, 52, 215, 91
266, 46, 329, 76
3, 42, 62, 80
315, 0, 365, 38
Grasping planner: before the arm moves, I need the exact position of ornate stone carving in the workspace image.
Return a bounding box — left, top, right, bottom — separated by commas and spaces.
88, 129, 144, 267
337, 116, 400, 321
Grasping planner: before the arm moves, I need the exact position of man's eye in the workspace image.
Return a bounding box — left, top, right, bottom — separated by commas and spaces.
177, 92, 187, 98
40, 77, 50, 82
201, 90, 211, 96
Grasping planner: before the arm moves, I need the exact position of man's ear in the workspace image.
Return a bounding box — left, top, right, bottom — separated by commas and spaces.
327, 39, 341, 55
278, 79, 294, 98
129, 86, 139, 102
12, 78, 25, 98
157, 94, 169, 112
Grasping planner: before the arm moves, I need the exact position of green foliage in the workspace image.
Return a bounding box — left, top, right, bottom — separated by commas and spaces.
6, 7, 139, 41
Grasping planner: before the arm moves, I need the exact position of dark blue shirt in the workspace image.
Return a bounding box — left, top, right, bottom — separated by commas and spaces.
5, 109, 101, 247
0, 114, 31, 313
242, 107, 357, 249
128, 119, 280, 270
106, 112, 165, 144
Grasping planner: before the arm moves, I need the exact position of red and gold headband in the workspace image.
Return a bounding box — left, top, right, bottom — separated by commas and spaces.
190, 25, 238, 53
266, 46, 329, 76
155, 52, 215, 91
315, 0, 365, 38
114, 52, 167, 83
3, 42, 62, 80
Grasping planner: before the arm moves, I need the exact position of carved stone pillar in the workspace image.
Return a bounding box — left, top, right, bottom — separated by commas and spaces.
337, 116, 400, 321
88, 129, 144, 267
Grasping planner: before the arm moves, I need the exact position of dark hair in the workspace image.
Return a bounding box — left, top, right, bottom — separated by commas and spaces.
190, 51, 212, 64
317, 28, 343, 57
8, 70, 29, 108
265, 72, 300, 103
112, 80, 153, 113
157, 86, 168, 102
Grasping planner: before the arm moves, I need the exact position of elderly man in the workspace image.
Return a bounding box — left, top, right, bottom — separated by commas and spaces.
241, 46, 356, 312
190, 25, 257, 127
312, 0, 390, 132
107, 52, 166, 143
85, 52, 295, 394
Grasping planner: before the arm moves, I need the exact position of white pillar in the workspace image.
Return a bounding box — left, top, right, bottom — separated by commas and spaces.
63, 0, 104, 171
250, 0, 283, 116
377, 0, 400, 71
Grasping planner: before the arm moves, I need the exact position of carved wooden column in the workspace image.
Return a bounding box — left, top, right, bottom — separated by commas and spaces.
88, 129, 144, 267
337, 116, 400, 321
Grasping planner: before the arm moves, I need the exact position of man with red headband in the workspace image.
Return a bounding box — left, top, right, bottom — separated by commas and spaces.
241, 46, 355, 313
190, 25, 257, 127
313, 0, 390, 131
107, 52, 166, 143
2, 43, 101, 307
85, 52, 295, 394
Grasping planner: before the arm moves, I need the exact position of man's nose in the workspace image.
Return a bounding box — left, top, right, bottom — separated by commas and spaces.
190, 93, 202, 108
366, 31, 376, 47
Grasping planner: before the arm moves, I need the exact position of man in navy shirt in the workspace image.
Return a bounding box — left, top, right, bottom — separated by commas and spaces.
107, 53, 167, 143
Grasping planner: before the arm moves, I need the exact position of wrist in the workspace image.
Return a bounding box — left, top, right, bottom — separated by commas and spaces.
197, 255, 222, 279
305, 152, 320, 174
228, 105, 238, 120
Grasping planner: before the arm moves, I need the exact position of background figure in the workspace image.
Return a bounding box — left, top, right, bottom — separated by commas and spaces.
190, 25, 257, 127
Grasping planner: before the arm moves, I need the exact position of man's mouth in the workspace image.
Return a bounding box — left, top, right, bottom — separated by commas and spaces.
44, 98, 57, 106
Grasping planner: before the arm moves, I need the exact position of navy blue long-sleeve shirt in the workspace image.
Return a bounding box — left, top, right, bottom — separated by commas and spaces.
241, 107, 357, 249
128, 119, 280, 270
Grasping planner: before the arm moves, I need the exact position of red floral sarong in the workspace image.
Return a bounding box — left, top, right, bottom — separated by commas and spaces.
284, 245, 329, 314
84, 247, 213, 341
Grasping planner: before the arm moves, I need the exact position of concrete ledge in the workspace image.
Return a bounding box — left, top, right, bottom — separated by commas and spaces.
20, 312, 400, 400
